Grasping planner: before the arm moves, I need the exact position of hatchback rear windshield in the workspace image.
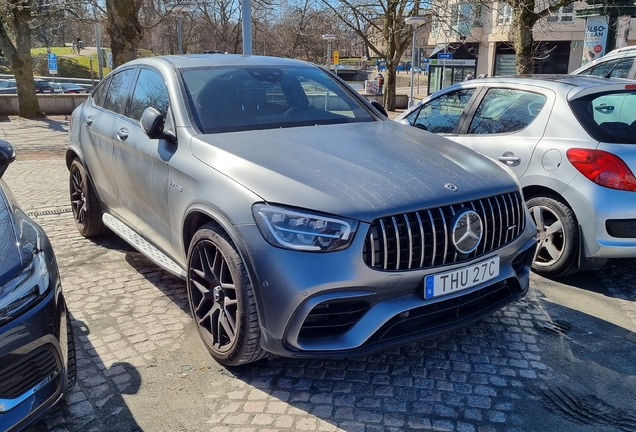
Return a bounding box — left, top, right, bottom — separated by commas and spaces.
180, 65, 374, 133
570, 90, 636, 144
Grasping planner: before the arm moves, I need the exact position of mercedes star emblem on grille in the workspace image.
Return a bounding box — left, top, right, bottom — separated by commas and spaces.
452, 210, 483, 254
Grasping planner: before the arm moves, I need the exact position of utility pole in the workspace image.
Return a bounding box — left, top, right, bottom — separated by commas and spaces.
95, 23, 104, 80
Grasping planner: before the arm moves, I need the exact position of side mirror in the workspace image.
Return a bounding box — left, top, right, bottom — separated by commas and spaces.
0, 140, 16, 179
398, 118, 412, 126
368, 99, 388, 117
140, 107, 176, 142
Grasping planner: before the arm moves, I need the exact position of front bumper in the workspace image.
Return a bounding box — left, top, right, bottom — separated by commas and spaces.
0, 287, 69, 432
236, 218, 537, 359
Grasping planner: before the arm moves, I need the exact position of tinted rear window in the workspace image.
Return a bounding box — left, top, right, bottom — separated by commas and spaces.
569, 90, 636, 144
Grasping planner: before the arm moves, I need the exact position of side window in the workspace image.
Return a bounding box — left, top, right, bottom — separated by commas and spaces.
583, 59, 622, 77
409, 89, 475, 133
468, 88, 546, 134
103, 69, 135, 115
129, 69, 169, 121
609, 59, 635, 78
570, 91, 636, 144
91, 76, 111, 108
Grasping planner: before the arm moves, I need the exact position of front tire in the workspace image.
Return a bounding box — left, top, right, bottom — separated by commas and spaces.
527, 195, 579, 278
69, 159, 106, 237
187, 224, 264, 366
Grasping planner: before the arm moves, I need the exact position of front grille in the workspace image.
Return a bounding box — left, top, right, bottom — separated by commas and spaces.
299, 300, 370, 339
363, 192, 525, 271
0, 345, 60, 399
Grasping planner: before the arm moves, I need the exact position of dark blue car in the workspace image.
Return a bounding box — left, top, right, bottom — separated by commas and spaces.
0, 140, 76, 431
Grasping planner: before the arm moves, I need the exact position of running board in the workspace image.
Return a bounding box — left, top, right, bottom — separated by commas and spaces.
102, 213, 186, 279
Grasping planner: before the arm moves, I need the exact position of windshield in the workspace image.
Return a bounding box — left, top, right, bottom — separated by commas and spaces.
180, 65, 374, 133
570, 90, 636, 144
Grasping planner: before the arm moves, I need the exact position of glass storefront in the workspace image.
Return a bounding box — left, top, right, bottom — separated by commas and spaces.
426, 43, 478, 95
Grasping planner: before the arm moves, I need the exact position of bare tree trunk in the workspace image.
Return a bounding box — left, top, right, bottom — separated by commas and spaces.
384, 57, 399, 111
0, 1, 43, 118
512, 2, 537, 75
106, 0, 144, 68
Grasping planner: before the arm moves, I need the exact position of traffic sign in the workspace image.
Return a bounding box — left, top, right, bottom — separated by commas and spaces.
333, 50, 339, 65
438, 53, 453, 59
48, 53, 58, 75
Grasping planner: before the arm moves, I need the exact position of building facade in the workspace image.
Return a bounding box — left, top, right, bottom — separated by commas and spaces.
424, 1, 636, 94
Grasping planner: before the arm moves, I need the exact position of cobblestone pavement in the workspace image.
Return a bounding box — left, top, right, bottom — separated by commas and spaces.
2, 117, 636, 432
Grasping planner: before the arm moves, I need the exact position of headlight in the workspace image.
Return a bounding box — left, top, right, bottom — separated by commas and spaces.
0, 252, 50, 324
252, 204, 358, 252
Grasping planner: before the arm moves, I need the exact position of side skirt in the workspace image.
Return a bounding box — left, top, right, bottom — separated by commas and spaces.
102, 213, 186, 279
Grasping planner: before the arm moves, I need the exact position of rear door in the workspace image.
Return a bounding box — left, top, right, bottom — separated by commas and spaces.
454, 84, 554, 178
77, 68, 136, 212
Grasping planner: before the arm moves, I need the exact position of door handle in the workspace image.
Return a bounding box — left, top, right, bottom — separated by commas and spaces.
498, 155, 521, 166
85, 115, 93, 126
117, 128, 129, 141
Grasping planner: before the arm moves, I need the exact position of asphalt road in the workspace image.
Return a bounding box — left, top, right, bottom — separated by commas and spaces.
2, 115, 635, 432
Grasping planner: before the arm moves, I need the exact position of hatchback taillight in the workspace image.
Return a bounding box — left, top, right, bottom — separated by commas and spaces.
566, 148, 636, 191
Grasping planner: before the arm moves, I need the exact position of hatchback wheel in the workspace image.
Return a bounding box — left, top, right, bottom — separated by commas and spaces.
187, 224, 264, 366
69, 159, 106, 237
527, 196, 579, 278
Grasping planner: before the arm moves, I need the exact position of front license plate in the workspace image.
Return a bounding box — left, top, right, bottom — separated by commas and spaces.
423, 256, 500, 299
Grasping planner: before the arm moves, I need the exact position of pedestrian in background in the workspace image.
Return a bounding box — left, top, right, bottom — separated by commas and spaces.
71, 42, 77, 55
76, 36, 81, 55
376, 72, 384, 94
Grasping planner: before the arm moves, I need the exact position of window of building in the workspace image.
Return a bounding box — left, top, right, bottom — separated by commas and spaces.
451, 3, 483, 32
547, 4, 574, 23
497, 3, 512, 25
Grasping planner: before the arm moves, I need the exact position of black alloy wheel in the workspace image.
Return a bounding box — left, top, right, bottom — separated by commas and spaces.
187, 224, 264, 366
69, 159, 106, 237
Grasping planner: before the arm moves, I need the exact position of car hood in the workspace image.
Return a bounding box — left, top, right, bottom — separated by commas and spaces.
0, 183, 22, 286
191, 121, 519, 222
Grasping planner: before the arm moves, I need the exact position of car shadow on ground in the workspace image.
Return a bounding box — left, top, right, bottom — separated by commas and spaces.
84, 230, 191, 316
31, 317, 143, 432
551, 259, 636, 303
520, 294, 636, 432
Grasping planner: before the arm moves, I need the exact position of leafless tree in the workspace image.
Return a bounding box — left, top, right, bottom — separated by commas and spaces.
0, 0, 68, 117
320, 0, 427, 111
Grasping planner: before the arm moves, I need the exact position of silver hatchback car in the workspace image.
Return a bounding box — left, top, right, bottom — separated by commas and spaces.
396, 75, 636, 278
67, 55, 536, 366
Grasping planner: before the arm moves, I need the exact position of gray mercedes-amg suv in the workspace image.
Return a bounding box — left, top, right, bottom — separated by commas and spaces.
67, 54, 537, 366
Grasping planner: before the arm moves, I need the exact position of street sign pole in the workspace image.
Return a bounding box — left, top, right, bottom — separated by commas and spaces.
48, 53, 58, 79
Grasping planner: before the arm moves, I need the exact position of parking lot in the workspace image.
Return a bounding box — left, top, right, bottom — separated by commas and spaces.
2, 115, 636, 432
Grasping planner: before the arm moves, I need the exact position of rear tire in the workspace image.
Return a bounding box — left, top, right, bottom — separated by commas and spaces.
527, 195, 579, 278
69, 159, 107, 237
186, 224, 265, 366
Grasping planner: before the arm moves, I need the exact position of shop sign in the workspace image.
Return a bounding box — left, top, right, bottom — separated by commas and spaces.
582, 16, 609, 66
430, 59, 476, 66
